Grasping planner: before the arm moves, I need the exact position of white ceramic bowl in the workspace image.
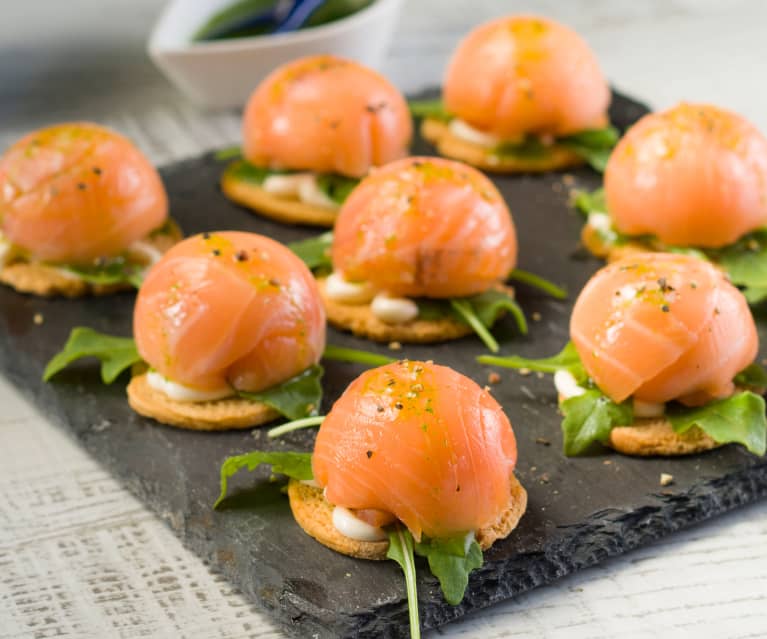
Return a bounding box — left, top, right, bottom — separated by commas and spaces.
148, 0, 404, 110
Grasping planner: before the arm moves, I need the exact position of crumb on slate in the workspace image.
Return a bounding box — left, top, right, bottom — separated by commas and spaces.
532, 311, 542, 322
388, 341, 402, 351
539, 472, 551, 484
488, 371, 501, 384
519, 368, 531, 376
603, 460, 613, 465
33, 313, 44, 325
660, 473, 674, 487
562, 174, 576, 187
535, 437, 551, 446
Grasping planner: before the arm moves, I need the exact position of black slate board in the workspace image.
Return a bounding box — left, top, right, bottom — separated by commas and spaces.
2, 92, 767, 639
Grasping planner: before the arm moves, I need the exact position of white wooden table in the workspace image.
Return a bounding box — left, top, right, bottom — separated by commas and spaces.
2, 2, 767, 637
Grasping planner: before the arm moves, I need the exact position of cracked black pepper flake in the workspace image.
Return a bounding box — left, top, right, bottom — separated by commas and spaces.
661, 304, 670, 312
394, 401, 404, 410
212, 249, 221, 256
366, 450, 373, 459
92, 167, 102, 175
77, 182, 87, 190
456, 485, 461, 492
376, 405, 385, 412
657, 277, 674, 293
235, 250, 248, 262
268, 278, 281, 287
202, 232, 211, 239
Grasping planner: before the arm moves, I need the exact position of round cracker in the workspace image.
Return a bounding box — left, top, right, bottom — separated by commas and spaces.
221, 170, 339, 227
608, 418, 721, 456
288, 473, 527, 561
421, 118, 584, 174
0, 221, 182, 298
127, 373, 280, 431
317, 278, 516, 344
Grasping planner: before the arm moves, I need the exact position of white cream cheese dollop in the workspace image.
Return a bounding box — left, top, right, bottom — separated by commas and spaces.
370, 292, 419, 324
448, 119, 502, 148
146, 371, 233, 403
129, 239, 165, 266
262, 173, 339, 210
325, 272, 376, 304
332, 506, 388, 542
588, 212, 612, 231
554, 370, 586, 400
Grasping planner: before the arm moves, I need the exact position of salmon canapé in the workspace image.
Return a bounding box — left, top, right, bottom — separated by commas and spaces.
331, 156, 517, 298
243, 55, 412, 178
0, 122, 168, 264
570, 252, 758, 406
134, 232, 325, 394
604, 103, 767, 248
443, 15, 610, 139
312, 360, 520, 540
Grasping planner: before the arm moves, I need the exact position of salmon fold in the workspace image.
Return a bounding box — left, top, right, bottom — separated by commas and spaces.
312, 360, 519, 540
134, 231, 326, 394
331, 156, 517, 298
443, 15, 610, 138
243, 55, 412, 178
0, 122, 168, 264
570, 252, 759, 406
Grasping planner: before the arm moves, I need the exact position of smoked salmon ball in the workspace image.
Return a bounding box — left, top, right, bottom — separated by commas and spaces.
134, 232, 326, 394
312, 360, 519, 540
570, 252, 758, 406
331, 156, 517, 298
443, 15, 610, 138
0, 122, 168, 264
604, 103, 767, 248
243, 55, 412, 178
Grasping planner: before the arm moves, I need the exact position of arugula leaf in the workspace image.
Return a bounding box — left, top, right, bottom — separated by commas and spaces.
214, 451, 313, 508
734, 363, 767, 390
714, 229, 767, 291
413, 534, 483, 606
386, 525, 421, 639
420, 289, 527, 352
238, 365, 323, 421
43, 327, 141, 384
414, 298, 453, 320
462, 289, 527, 335
409, 98, 451, 122
288, 232, 333, 271
493, 135, 550, 159
214, 145, 243, 161
558, 126, 620, 172
573, 187, 608, 217
267, 416, 325, 439
225, 159, 289, 184
61, 257, 145, 289
668, 391, 767, 456
561, 389, 634, 456
449, 299, 500, 352
322, 344, 395, 367
478, 341, 587, 382
508, 268, 567, 299
744, 287, 767, 304
315, 174, 358, 205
